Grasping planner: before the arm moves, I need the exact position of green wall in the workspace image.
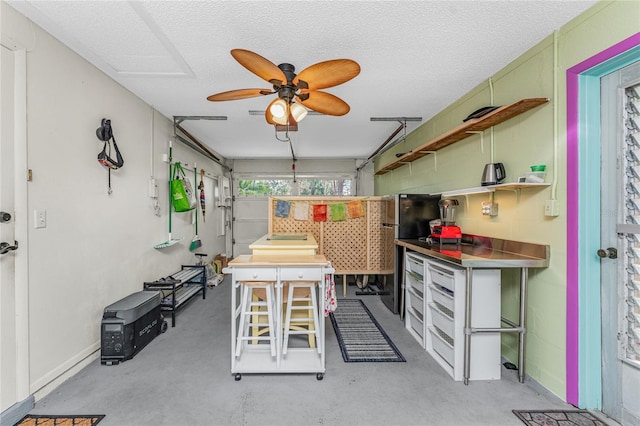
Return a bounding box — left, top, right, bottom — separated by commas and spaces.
374, 0, 639, 400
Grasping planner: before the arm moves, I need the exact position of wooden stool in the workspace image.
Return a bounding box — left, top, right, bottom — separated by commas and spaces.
235, 281, 276, 358
282, 282, 321, 355
251, 286, 317, 348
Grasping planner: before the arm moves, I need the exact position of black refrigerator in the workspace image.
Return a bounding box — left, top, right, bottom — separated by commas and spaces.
379, 193, 441, 315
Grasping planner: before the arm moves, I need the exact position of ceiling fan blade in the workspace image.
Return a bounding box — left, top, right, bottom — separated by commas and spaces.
296, 91, 351, 116
207, 88, 273, 102
293, 59, 360, 91
231, 49, 287, 85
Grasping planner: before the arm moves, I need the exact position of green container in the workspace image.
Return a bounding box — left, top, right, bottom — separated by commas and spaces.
530, 164, 546, 172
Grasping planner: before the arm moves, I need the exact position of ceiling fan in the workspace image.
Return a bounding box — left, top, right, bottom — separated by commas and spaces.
207, 49, 360, 127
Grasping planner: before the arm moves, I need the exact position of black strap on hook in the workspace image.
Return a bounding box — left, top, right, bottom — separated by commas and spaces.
96, 118, 124, 195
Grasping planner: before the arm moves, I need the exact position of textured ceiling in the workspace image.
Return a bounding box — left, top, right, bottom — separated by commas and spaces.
9, 0, 599, 160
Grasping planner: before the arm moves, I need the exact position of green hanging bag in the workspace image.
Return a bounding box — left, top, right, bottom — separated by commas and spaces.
171, 162, 196, 212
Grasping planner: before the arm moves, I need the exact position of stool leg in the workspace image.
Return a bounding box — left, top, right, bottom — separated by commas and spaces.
282, 283, 295, 354
309, 284, 321, 354
266, 284, 277, 357
235, 285, 251, 357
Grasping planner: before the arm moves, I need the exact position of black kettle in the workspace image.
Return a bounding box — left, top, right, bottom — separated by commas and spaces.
481, 162, 506, 186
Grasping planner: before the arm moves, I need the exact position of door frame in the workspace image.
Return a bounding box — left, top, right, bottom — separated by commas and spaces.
566, 32, 640, 408
0, 43, 32, 421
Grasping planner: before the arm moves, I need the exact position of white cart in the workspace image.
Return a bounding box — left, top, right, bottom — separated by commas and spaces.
224, 255, 334, 380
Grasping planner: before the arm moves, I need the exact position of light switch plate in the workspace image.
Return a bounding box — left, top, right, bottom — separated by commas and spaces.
34, 209, 46, 228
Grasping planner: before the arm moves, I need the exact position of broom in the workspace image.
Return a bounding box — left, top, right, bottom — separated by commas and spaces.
189, 164, 202, 251
155, 141, 182, 249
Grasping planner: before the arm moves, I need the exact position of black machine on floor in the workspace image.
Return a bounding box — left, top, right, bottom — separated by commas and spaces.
101, 290, 167, 365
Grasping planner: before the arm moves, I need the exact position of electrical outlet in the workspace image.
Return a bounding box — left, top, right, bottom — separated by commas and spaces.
545, 200, 560, 217
34, 209, 46, 228
481, 202, 498, 217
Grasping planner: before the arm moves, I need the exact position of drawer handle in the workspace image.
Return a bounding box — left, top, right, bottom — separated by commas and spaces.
252, 273, 258, 279
297, 272, 304, 278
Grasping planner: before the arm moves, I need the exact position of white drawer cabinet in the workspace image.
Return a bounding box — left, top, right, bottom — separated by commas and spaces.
423, 258, 501, 381
279, 267, 323, 281
405, 252, 429, 348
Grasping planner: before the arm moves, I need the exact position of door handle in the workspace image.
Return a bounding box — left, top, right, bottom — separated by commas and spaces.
0, 240, 18, 255
597, 247, 618, 259
0, 211, 11, 223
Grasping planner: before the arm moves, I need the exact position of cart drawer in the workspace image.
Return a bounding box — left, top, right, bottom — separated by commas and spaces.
279, 267, 323, 282
234, 268, 278, 282
428, 302, 454, 337
429, 326, 454, 367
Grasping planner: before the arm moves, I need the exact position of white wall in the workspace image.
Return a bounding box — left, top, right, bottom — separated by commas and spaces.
2, 3, 227, 399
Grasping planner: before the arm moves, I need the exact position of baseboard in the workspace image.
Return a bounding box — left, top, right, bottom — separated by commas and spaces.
32, 343, 100, 402
0, 395, 34, 426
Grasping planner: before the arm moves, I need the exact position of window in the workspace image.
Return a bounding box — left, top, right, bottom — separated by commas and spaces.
298, 178, 352, 196
236, 175, 353, 197
237, 179, 292, 196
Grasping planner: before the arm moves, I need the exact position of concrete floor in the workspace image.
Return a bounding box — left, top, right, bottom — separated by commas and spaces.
27, 276, 599, 426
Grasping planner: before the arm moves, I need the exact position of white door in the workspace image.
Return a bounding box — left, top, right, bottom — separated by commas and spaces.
1, 44, 19, 413
601, 61, 640, 426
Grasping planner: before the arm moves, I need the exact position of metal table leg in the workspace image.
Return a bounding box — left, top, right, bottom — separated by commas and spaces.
518, 267, 528, 383
463, 267, 473, 385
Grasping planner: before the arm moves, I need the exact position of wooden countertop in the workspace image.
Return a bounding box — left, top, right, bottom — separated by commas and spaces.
249, 233, 318, 256
228, 254, 330, 267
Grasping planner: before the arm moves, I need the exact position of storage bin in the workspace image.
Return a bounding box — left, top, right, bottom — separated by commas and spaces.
428, 302, 454, 337
430, 284, 455, 311
408, 311, 424, 338
429, 265, 455, 292
429, 326, 454, 367
525, 171, 546, 183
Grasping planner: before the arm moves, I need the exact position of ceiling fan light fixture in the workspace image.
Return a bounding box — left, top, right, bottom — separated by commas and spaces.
269, 98, 288, 124
290, 102, 308, 122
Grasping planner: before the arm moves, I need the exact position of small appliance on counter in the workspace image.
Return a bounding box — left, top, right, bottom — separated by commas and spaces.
430, 199, 462, 244
481, 162, 506, 186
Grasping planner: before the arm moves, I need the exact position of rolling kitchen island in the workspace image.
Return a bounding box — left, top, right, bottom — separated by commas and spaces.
396, 235, 549, 385
223, 254, 334, 380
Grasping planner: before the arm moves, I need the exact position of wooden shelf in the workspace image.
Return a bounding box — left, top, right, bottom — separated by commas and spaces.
375, 98, 549, 175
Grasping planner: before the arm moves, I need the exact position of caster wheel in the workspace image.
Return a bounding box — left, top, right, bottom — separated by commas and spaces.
161, 321, 168, 333
234, 373, 241, 381
316, 373, 324, 381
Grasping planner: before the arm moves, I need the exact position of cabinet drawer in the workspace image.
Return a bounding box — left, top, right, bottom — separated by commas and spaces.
407, 278, 424, 299
408, 311, 424, 338
407, 257, 425, 278
407, 289, 424, 317
279, 267, 323, 281
429, 264, 455, 292
408, 296, 425, 319
429, 326, 454, 367
428, 302, 454, 337
430, 284, 454, 312
234, 268, 278, 282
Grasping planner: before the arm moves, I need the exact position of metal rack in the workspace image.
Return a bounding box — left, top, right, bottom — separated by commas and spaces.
143, 265, 206, 327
